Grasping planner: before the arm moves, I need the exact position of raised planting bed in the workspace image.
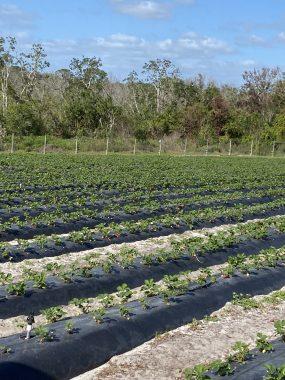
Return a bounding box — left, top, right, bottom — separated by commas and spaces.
1, 230, 285, 318
0, 194, 280, 241
1, 203, 285, 264
1, 264, 285, 379
215, 339, 285, 380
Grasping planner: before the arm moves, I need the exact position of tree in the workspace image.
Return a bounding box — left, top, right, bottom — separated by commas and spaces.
18, 43, 50, 99
6, 101, 44, 135
69, 57, 107, 91
242, 67, 280, 120
0, 36, 17, 115
142, 59, 180, 113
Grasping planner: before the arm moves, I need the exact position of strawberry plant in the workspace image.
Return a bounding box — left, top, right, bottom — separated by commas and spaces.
231, 341, 250, 363
264, 364, 285, 380
0, 345, 11, 355
41, 306, 66, 323
119, 305, 131, 319
69, 298, 91, 313
184, 364, 210, 380
65, 321, 75, 334
117, 283, 132, 303
98, 294, 115, 308
35, 325, 54, 343
92, 307, 106, 324
6, 281, 26, 296
274, 320, 285, 342
256, 333, 274, 353
141, 279, 160, 297
211, 359, 234, 376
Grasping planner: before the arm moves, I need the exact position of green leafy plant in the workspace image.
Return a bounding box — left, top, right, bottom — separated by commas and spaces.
256, 333, 274, 353
92, 307, 106, 324
231, 292, 260, 309
6, 281, 26, 296
34, 325, 54, 343
0, 345, 12, 355
41, 306, 66, 323
231, 341, 250, 363
139, 296, 150, 310
141, 279, 159, 297
98, 293, 115, 308
274, 320, 285, 342
211, 359, 234, 376
264, 364, 285, 380
65, 321, 75, 334
119, 305, 131, 319
69, 298, 91, 313
184, 364, 210, 380
117, 283, 132, 303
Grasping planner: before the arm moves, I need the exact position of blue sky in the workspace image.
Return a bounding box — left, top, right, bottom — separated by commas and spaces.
1, 0, 285, 84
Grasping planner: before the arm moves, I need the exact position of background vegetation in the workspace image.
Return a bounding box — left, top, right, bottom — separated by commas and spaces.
1, 36, 285, 146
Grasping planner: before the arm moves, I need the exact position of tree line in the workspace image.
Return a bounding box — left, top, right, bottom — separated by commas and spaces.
1, 36, 285, 142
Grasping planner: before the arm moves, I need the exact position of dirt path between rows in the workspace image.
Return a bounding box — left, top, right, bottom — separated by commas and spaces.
73, 290, 285, 380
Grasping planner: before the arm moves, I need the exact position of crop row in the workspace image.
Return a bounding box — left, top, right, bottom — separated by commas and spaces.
1, 185, 283, 222
1, 215, 285, 318
1, 197, 284, 264
1, 214, 284, 286
1, 245, 285, 380
0, 191, 283, 243
184, 329, 285, 379
0, 155, 284, 193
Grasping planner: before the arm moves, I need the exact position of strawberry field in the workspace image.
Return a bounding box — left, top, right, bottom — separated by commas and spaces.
0, 153, 285, 380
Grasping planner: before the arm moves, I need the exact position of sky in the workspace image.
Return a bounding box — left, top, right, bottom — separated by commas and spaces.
1, 0, 285, 85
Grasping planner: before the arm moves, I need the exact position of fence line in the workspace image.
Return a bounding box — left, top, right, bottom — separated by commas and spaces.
0, 136, 284, 157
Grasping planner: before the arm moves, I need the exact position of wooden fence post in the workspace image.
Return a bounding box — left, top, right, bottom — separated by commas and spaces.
205, 139, 209, 156
184, 138, 187, 156
10, 133, 14, 153
158, 139, 162, 155
105, 138, 109, 155
43, 135, 47, 155
272, 141, 276, 157
228, 139, 232, 156
75, 137, 78, 154
250, 140, 254, 156
133, 138, 137, 155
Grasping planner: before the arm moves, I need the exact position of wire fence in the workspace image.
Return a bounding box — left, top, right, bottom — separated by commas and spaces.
0, 135, 285, 157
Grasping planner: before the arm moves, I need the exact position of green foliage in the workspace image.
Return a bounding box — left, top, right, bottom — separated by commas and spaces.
264, 364, 285, 380
6, 281, 26, 296
117, 283, 132, 303
231, 341, 250, 363
34, 325, 54, 342
91, 307, 106, 324
41, 306, 65, 323
210, 359, 234, 376
274, 320, 285, 341
0, 345, 12, 355
231, 293, 260, 309
255, 333, 274, 353
6, 102, 44, 136
184, 364, 210, 380
65, 321, 75, 334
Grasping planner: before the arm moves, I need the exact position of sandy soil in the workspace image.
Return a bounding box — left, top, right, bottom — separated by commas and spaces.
72, 290, 285, 380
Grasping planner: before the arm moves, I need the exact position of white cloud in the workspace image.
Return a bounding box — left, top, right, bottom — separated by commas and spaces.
111, 0, 195, 19
278, 32, 285, 41
240, 59, 256, 67
113, 1, 169, 19
0, 4, 34, 29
